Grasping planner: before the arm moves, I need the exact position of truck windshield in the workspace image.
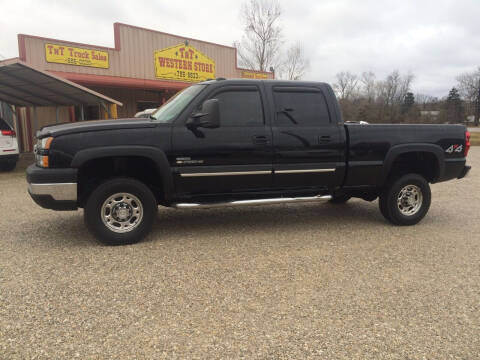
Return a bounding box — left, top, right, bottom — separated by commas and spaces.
151, 84, 206, 123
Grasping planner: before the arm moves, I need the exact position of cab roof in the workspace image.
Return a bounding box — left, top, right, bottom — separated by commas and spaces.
200, 78, 329, 87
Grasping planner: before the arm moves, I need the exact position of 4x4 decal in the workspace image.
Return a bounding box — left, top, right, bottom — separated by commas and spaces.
445, 144, 463, 154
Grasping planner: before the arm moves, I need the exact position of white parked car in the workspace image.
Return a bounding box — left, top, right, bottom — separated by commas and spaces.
134, 108, 157, 118
0, 118, 19, 171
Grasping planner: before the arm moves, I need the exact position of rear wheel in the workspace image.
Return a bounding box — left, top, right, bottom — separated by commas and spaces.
379, 173, 431, 226
84, 177, 157, 245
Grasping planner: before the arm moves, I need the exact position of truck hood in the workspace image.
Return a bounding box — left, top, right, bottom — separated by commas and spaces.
36, 118, 157, 138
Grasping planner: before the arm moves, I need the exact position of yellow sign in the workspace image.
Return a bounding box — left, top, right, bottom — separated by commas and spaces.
242, 71, 269, 79
45, 43, 109, 69
154, 44, 215, 82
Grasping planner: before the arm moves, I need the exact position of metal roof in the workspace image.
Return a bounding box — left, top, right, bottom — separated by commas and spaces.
0, 58, 122, 107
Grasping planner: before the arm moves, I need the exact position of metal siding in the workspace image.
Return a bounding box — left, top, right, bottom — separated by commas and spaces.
21, 24, 273, 82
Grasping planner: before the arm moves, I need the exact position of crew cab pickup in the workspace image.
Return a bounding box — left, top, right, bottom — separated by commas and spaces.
27, 79, 471, 245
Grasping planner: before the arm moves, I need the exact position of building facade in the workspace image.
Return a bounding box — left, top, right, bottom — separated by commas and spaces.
12, 22, 273, 151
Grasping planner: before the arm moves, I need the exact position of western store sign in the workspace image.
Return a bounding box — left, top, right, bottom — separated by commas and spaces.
45, 43, 109, 69
154, 43, 215, 82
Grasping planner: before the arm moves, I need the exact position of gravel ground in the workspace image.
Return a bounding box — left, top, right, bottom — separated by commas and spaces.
1, 149, 479, 359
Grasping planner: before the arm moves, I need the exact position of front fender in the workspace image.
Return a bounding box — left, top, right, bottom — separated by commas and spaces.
71, 145, 174, 201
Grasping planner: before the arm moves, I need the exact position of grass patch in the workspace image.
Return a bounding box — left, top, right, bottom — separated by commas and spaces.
470, 131, 480, 146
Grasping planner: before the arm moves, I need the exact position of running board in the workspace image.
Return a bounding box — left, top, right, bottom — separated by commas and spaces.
173, 195, 332, 209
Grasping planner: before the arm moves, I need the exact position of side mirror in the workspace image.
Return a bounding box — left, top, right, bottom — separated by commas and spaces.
188, 99, 220, 129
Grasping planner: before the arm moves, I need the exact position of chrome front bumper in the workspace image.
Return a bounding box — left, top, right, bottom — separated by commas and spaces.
28, 183, 77, 201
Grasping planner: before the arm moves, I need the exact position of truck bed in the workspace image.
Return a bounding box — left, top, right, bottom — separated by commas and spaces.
344, 123, 467, 187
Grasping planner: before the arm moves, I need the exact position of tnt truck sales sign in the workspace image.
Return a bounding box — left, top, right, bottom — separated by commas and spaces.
45, 43, 109, 69
154, 44, 215, 82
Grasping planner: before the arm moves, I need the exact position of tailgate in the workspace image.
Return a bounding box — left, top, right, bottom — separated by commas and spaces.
0, 134, 13, 149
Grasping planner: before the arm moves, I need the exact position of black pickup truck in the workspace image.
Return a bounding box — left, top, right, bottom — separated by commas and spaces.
27, 79, 471, 245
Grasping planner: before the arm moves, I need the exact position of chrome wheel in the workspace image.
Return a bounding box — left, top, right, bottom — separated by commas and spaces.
397, 185, 423, 216
101, 193, 143, 233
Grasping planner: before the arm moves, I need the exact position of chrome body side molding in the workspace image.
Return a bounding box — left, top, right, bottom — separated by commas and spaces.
180, 170, 271, 177
179, 168, 335, 177
275, 168, 335, 174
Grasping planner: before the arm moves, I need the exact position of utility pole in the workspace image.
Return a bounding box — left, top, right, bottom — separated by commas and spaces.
476, 78, 480, 126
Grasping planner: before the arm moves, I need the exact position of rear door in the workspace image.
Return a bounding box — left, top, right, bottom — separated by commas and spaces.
269, 85, 345, 190
171, 84, 273, 197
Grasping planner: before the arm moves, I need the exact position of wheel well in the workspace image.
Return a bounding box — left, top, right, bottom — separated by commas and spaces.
388, 151, 439, 183
77, 156, 164, 207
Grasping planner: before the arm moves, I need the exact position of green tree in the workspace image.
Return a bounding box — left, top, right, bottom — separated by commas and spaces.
401, 92, 415, 114
445, 87, 464, 123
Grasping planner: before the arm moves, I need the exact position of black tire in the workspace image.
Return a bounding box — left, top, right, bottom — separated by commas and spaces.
84, 177, 157, 245
379, 173, 431, 226
0, 161, 16, 171
329, 194, 351, 204
378, 192, 391, 221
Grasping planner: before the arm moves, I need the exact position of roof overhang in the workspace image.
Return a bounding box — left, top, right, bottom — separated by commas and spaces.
0, 58, 122, 107
50, 71, 192, 92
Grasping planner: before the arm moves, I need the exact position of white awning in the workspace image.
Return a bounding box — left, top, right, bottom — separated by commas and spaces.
0, 58, 122, 107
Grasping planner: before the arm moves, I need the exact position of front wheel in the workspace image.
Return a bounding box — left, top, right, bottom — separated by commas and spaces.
84, 178, 157, 245
379, 173, 431, 226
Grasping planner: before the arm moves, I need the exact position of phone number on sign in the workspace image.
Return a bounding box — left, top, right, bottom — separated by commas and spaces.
176, 71, 200, 80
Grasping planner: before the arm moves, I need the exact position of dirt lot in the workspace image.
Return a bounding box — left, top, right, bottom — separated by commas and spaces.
469, 131, 480, 146
0, 149, 479, 359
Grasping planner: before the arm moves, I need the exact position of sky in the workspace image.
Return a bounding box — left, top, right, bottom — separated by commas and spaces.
1, 0, 479, 97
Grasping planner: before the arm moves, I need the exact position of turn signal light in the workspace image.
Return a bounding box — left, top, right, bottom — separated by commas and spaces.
35, 137, 54, 168
43, 137, 53, 149
465, 131, 470, 157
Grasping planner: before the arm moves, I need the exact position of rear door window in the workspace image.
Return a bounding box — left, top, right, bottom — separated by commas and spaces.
273, 89, 331, 126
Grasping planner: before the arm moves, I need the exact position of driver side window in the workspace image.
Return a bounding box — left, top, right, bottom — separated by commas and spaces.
212, 89, 264, 127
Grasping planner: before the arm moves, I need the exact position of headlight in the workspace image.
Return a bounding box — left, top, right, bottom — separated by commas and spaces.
35, 137, 53, 167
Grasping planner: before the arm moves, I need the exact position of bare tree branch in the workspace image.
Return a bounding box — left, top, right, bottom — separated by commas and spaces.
235, 0, 283, 72
277, 43, 309, 80
333, 72, 359, 100
360, 71, 376, 102
456, 67, 480, 126
375, 70, 414, 122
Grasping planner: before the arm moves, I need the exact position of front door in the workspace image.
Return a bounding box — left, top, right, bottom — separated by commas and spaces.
171, 85, 273, 198
269, 85, 345, 190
